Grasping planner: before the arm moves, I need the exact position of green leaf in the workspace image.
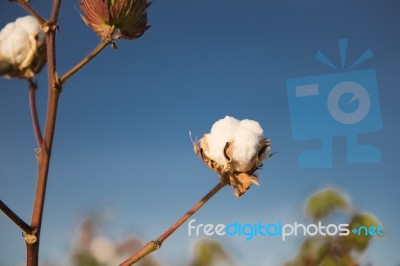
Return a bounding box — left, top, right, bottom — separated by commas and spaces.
342, 212, 382, 252
320, 254, 356, 266
190, 239, 234, 266
305, 188, 349, 220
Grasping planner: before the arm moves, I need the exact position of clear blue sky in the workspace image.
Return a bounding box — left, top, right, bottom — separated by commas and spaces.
1, 1, 400, 265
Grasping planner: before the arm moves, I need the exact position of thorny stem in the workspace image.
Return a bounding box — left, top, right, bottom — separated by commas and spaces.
11, 0, 46, 27
0, 199, 32, 235
119, 182, 227, 266
26, 1, 62, 265
60, 38, 113, 84
28, 79, 43, 147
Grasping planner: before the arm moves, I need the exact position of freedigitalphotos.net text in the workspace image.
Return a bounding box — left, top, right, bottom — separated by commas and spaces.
187, 219, 384, 241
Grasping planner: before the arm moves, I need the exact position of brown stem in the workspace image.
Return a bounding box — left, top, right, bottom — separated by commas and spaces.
119, 182, 227, 266
11, 0, 46, 27
26, 243, 39, 266
0, 199, 32, 235
60, 38, 112, 84
26, 1, 62, 265
49, 0, 61, 23
28, 79, 43, 147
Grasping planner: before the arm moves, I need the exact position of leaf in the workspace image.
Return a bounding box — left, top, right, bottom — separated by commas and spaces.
342, 212, 382, 252
319, 254, 356, 266
298, 237, 330, 265
190, 239, 234, 266
305, 189, 349, 220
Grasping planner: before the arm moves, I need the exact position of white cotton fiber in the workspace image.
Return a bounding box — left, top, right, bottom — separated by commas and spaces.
14, 16, 42, 37
204, 116, 239, 166
0, 15, 43, 65
203, 116, 264, 171
239, 119, 263, 136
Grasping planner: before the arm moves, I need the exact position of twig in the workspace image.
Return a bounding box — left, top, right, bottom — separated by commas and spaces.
26, 1, 62, 265
59, 37, 112, 84
119, 182, 227, 266
28, 79, 43, 147
0, 199, 32, 235
11, 0, 46, 27
49, 0, 61, 23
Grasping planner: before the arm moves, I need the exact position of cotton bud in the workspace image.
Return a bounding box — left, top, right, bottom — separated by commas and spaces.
0, 16, 46, 79
193, 116, 271, 197
80, 0, 151, 40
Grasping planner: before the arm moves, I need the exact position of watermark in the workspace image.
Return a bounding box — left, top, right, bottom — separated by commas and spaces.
286, 39, 382, 168
187, 219, 384, 241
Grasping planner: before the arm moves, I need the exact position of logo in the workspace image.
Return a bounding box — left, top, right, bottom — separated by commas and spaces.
286, 39, 382, 168
187, 219, 384, 241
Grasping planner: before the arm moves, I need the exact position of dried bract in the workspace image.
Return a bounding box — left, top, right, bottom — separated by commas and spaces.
80, 0, 151, 40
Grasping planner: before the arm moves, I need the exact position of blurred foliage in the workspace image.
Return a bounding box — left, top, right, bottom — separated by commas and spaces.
190, 239, 236, 266
67, 188, 383, 266
305, 189, 349, 221
285, 188, 382, 266
343, 213, 381, 253
69, 216, 159, 266
68, 216, 235, 266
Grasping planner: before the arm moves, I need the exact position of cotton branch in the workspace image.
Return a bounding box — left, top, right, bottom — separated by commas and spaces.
0, 199, 32, 235
119, 182, 227, 266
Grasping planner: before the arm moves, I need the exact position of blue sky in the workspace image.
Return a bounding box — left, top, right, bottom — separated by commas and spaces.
1, 0, 400, 265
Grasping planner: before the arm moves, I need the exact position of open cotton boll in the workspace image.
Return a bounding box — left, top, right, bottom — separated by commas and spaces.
0, 15, 45, 78
193, 116, 270, 197
232, 126, 262, 172
0, 16, 42, 64
203, 116, 239, 166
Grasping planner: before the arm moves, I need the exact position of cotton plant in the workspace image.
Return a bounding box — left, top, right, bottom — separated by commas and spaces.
0, 1, 271, 266
0, 0, 150, 265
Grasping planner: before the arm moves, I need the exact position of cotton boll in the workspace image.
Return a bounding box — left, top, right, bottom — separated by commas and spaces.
232, 126, 262, 172
0, 16, 42, 63
193, 116, 269, 197
0, 15, 45, 78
